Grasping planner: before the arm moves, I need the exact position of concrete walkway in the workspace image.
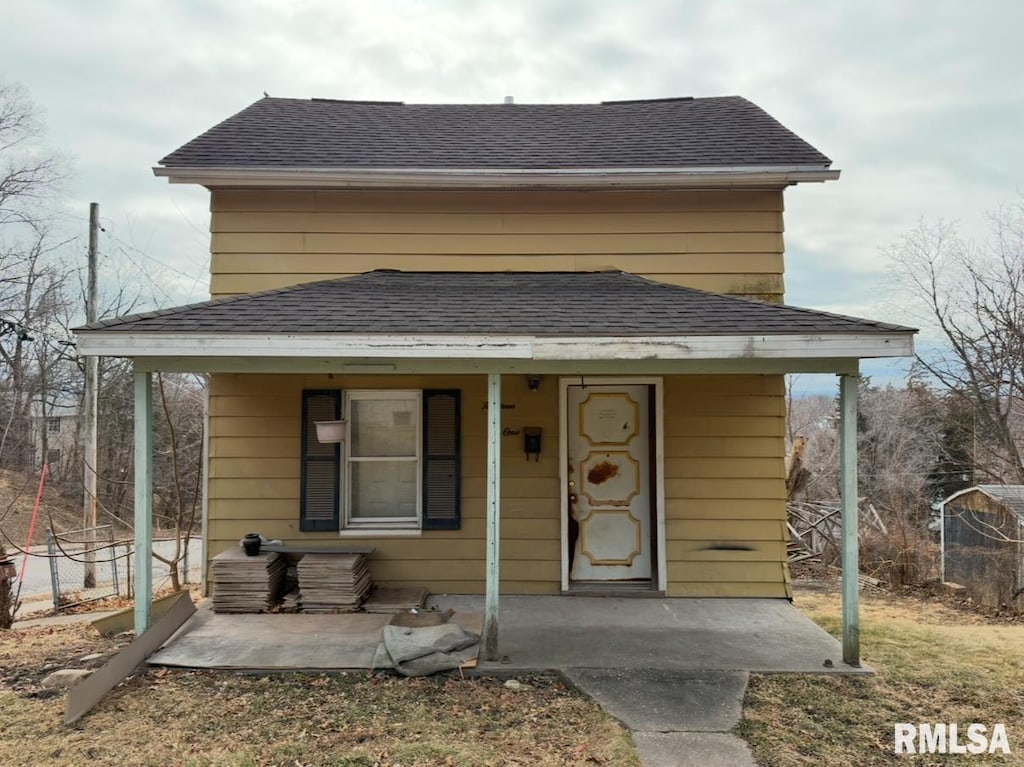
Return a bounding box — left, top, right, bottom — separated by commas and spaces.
565, 669, 756, 767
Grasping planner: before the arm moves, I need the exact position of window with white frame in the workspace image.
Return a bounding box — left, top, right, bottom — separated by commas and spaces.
300, 388, 461, 534
344, 390, 421, 528
47, 417, 61, 434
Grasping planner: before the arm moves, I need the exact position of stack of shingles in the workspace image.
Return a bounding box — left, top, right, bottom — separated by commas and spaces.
363, 585, 429, 614
211, 548, 286, 613
278, 563, 301, 612
297, 553, 371, 613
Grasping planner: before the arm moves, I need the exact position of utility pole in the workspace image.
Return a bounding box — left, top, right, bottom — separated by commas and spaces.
83, 202, 99, 588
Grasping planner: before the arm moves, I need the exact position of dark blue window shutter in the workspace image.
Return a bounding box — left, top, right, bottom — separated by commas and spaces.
300, 390, 341, 532
422, 389, 461, 530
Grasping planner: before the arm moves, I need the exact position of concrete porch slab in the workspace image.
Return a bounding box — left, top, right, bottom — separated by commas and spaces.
147, 595, 865, 674
430, 595, 868, 674
148, 606, 388, 669
147, 604, 484, 670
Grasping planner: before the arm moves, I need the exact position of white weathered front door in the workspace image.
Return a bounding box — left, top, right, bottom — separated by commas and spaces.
567, 384, 651, 581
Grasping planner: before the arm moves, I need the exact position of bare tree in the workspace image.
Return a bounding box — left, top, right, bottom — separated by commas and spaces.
152, 373, 204, 589
0, 228, 75, 470
888, 205, 1024, 483
0, 80, 61, 227
0, 79, 69, 475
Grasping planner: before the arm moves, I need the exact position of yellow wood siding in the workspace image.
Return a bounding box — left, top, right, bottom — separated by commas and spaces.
206, 372, 789, 599
206, 372, 563, 594
662, 374, 790, 598
208, 189, 786, 301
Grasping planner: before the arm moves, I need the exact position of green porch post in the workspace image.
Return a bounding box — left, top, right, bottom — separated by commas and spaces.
839, 371, 860, 665
134, 368, 154, 634
483, 372, 501, 660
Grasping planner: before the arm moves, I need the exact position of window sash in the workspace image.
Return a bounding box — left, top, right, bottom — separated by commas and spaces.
343, 390, 422, 528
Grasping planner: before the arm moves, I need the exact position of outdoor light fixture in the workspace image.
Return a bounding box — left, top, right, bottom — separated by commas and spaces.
527, 375, 542, 391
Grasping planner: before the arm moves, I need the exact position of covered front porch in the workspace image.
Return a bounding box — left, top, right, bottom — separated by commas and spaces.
148, 594, 865, 673
73, 271, 918, 669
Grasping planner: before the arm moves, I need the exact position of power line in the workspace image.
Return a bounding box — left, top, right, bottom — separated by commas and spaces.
50, 208, 209, 298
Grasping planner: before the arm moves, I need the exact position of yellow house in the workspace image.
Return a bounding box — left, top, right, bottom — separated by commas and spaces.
75, 96, 915, 664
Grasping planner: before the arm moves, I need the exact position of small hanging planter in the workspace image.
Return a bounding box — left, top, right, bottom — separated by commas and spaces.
315, 420, 348, 443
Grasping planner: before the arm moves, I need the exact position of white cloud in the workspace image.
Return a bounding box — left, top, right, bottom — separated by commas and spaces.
2, 0, 1022, 342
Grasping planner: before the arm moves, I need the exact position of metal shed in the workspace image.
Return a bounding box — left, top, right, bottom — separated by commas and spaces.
940, 485, 1024, 608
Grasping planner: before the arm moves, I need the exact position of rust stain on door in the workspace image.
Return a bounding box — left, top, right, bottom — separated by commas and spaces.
587, 460, 619, 485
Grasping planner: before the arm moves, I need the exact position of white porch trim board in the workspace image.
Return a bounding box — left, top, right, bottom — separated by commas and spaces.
134, 370, 154, 634
483, 373, 501, 660
839, 372, 860, 665
77, 331, 913, 362
127, 356, 864, 376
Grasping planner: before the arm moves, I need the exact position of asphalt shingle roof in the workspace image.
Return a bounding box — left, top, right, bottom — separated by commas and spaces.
79, 271, 913, 337
159, 96, 832, 170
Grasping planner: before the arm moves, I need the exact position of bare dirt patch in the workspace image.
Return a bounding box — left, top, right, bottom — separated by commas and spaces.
0, 623, 131, 696
0, 621, 640, 767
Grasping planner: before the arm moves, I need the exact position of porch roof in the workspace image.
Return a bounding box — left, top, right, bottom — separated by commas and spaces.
74, 271, 914, 369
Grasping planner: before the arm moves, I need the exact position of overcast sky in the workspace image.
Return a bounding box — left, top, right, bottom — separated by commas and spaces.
4, 0, 1023, 387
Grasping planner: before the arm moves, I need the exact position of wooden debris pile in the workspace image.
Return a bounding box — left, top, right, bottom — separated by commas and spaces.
787, 500, 889, 563
785, 435, 889, 564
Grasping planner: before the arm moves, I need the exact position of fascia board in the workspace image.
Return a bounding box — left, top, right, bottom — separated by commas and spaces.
75, 331, 913, 360
152, 165, 840, 188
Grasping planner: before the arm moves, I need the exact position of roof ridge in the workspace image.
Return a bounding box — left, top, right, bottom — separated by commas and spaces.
601, 96, 695, 105
310, 98, 404, 106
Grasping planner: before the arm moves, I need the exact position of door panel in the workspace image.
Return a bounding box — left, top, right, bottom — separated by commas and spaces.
567, 384, 651, 581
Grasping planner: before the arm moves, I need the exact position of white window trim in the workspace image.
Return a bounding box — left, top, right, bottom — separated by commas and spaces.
342, 389, 422, 531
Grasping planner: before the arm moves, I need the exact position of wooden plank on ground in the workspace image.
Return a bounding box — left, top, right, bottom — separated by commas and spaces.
91, 590, 189, 636
65, 591, 196, 724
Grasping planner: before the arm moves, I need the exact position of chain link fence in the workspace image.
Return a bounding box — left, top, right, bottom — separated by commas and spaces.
46, 525, 122, 610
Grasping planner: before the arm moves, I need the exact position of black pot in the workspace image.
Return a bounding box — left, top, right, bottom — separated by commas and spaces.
242, 533, 261, 556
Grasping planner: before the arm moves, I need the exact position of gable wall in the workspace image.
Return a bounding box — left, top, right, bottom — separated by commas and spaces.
208, 189, 786, 301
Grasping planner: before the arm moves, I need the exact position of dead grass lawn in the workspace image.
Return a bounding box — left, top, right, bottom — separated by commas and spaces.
0, 624, 639, 767
739, 588, 1024, 766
